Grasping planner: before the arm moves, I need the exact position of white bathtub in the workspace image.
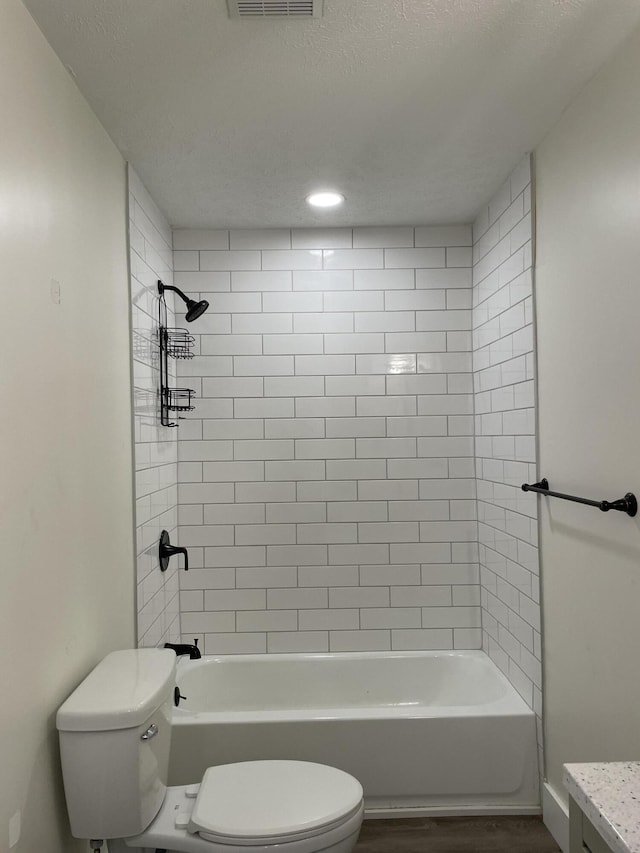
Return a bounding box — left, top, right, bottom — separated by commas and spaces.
169, 650, 539, 816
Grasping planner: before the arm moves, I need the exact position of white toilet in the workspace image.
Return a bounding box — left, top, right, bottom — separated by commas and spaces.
57, 648, 364, 853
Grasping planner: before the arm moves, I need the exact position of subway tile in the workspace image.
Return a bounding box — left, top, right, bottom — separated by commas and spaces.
327, 501, 387, 522
414, 225, 472, 247
265, 418, 325, 439
422, 606, 481, 628
293, 270, 353, 291
264, 376, 324, 397
234, 356, 294, 376
390, 543, 451, 564
324, 249, 383, 269
391, 629, 453, 651
360, 564, 420, 585
202, 377, 263, 398
326, 459, 386, 480
330, 587, 389, 608
266, 502, 326, 523
237, 610, 298, 632
205, 545, 265, 567
297, 480, 358, 502
353, 226, 414, 248
447, 247, 473, 267
387, 374, 447, 395
391, 586, 452, 607
324, 291, 384, 312
295, 438, 355, 459
268, 545, 328, 566
181, 611, 235, 633
202, 461, 264, 482
416, 268, 472, 289
356, 437, 416, 458
359, 522, 419, 543
262, 249, 323, 270
354, 269, 414, 290
200, 250, 261, 271
265, 460, 325, 481
385, 290, 446, 311
361, 608, 421, 629
298, 565, 360, 587
205, 633, 267, 654
357, 480, 419, 501
201, 334, 262, 356
235, 481, 296, 503
203, 503, 265, 525
324, 334, 384, 354
329, 544, 389, 565
295, 355, 355, 375
263, 334, 323, 354
235, 440, 294, 460
236, 524, 296, 546
356, 396, 416, 417
325, 417, 385, 438
385, 332, 447, 353
233, 314, 292, 334
268, 632, 329, 653
355, 311, 415, 333
204, 589, 266, 611
416, 310, 472, 331
389, 500, 450, 521
173, 250, 199, 271
297, 523, 358, 544
356, 354, 416, 375
263, 291, 323, 312
291, 228, 352, 249
231, 271, 292, 291
296, 397, 355, 418
178, 441, 233, 462
329, 630, 391, 652
299, 609, 359, 630
387, 416, 447, 437
236, 565, 297, 589
208, 292, 261, 313
174, 271, 231, 291
326, 375, 385, 397
173, 229, 229, 250
294, 313, 353, 333
230, 229, 291, 250
385, 248, 445, 268
234, 397, 295, 418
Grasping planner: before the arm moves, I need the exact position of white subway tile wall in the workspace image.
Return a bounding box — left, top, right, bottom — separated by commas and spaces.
129, 166, 181, 648
173, 225, 480, 655
472, 157, 541, 750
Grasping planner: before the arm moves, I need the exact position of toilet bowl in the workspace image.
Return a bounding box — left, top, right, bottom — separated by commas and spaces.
116, 761, 364, 853
56, 650, 364, 853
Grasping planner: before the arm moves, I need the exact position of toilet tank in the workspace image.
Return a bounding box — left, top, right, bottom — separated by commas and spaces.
57, 648, 176, 840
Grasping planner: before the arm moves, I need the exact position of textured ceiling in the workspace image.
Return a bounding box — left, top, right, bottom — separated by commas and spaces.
23, 0, 640, 228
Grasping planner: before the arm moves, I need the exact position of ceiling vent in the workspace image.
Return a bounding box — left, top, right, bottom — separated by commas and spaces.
227, 0, 323, 18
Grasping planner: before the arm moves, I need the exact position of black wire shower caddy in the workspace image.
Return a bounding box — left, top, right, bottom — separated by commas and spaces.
158, 285, 196, 427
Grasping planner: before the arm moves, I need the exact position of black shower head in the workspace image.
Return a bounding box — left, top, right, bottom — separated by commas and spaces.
185, 298, 209, 323
158, 280, 209, 323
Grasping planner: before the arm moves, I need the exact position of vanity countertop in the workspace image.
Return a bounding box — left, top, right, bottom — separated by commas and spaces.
564, 762, 640, 853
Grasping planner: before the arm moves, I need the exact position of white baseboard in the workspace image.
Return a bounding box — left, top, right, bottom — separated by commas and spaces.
543, 782, 569, 852
365, 803, 541, 819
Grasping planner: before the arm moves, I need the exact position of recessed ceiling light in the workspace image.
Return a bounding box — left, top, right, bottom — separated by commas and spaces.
306, 191, 345, 208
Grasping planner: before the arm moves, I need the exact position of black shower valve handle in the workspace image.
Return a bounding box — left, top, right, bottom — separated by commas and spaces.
158, 529, 189, 572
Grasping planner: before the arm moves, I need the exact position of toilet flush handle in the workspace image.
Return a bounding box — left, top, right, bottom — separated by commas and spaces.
141, 723, 159, 741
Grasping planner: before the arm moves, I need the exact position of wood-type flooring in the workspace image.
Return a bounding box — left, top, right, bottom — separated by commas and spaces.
354, 816, 561, 852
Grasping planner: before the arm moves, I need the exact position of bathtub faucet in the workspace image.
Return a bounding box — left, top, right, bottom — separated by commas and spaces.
164, 639, 202, 660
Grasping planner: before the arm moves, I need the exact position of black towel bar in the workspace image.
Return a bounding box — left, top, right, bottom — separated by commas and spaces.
521, 478, 637, 517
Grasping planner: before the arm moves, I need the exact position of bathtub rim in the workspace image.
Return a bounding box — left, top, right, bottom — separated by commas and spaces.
173, 649, 535, 725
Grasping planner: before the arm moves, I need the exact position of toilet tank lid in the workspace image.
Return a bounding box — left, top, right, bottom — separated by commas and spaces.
57, 649, 176, 732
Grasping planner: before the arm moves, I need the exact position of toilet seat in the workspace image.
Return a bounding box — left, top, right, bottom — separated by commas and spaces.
190, 761, 364, 845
